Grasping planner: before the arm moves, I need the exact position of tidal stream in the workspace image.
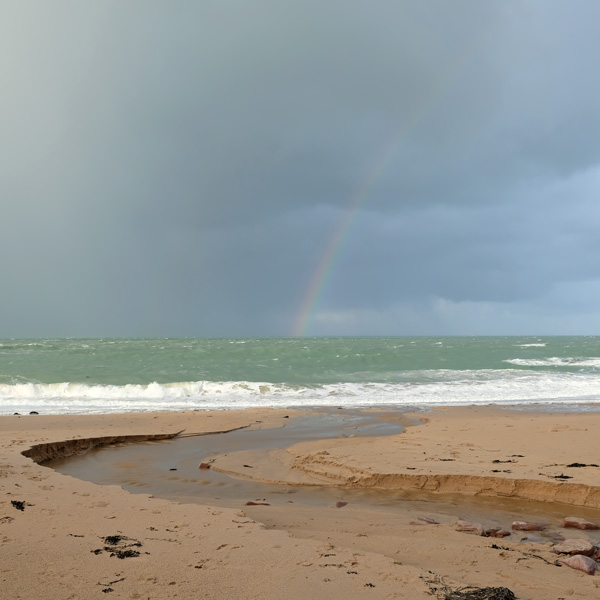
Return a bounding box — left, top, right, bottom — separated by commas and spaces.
46, 409, 600, 545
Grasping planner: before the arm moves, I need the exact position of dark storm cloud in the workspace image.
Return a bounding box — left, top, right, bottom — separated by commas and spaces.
2, 1, 600, 336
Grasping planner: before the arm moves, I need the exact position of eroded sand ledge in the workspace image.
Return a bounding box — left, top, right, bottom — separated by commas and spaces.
22, 433, 182, 463
21, 425, 252, 464
3, 407, 600, 599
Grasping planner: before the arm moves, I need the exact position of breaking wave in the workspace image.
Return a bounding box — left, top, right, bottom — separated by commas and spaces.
504, 357, 600, 369
2, 370, 600, 415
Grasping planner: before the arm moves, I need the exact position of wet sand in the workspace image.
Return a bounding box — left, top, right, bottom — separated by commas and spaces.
2, 406, 600, 598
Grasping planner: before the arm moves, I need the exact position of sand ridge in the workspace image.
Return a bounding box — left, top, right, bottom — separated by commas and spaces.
211, 406, 600, 506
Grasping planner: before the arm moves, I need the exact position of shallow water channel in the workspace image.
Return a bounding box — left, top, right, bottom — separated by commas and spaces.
47, 409, 600, 545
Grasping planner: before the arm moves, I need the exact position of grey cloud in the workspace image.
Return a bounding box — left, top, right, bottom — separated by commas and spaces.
2, 1, 600, 336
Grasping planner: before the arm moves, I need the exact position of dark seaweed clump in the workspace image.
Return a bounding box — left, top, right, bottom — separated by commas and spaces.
110, 549, 140, 559
104, 535, 125, 545
444, 587, 516, 600
92, 535, 144, 559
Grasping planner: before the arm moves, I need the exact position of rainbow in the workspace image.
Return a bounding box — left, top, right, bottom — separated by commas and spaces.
290, 142, 398, 337
291, 43, 480, 337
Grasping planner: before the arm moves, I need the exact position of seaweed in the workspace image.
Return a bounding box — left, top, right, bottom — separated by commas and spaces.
110, 549, 140, 559
443, 587, 516, 600
104, 535, 125, 545
425, 575, 517, 600
93, 535, 144, 559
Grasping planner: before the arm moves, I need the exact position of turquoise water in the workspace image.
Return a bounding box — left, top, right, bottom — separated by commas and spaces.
1, 337, 600, 414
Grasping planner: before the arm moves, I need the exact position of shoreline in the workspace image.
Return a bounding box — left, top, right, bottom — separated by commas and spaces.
3, 406, 600, 598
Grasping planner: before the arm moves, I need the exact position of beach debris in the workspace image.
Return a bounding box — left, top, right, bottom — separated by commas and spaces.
455, 520, 484, 536
245, 501, 270, 506
111, 549, 140, 559
198, 463, 211, 470
490, 543, 563, 567
443, 586, 517, 600
424, 575, 517, 600
335, 501, 348, 508
562, 516, 600, 530
243, 464, 253, 468
552, 539, 595, 556
98, 577, 125, 588
104, 535, 126, 545
92, 535, 144, 559
418, 516, 440, 525
29, 411, 39, 415
552, 473, 572, 480
560, 554, 599, 575
10, 500, 25, 511
566, 462, 599, 468
492, 460, 515, 464
511, 521, 545, 531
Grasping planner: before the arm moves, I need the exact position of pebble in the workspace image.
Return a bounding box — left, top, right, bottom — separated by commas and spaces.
553, 539, 595, 556
560, 554, 599, 575
511, 521, 545, 531
562, 517, 600, 530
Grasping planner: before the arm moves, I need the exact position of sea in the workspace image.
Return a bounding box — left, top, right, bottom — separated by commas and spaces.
1, 336, 599, 416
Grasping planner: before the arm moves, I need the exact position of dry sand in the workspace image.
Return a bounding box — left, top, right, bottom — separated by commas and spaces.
2, 406, 600, 599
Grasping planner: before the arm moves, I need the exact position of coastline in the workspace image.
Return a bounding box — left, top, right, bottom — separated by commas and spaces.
2, 407, 600, 598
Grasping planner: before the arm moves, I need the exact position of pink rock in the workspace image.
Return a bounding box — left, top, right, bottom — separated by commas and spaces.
418, 516, 439, 525
455, 520, 484, 536
335, 501, 348, 508
485, 528, 510, 538
553, 539, 595, 556
560, 554, 599, 575
199, 462, 211, 470
562, 517, 600, 530
511, 521, 545, 531
592, 547, 600, 560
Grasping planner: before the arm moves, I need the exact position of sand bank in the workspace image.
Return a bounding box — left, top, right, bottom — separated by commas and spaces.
2, 407, 600, 599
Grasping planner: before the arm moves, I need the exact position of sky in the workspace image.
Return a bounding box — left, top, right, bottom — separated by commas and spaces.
2, 0, 600, 338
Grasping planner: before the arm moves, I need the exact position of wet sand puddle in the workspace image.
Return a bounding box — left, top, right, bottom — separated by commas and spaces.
46, 409, 600, 545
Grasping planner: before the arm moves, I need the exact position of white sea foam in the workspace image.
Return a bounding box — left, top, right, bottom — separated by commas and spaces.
504, 357, 600, 368
514, 343, 546, 348
1, 370, 600, 415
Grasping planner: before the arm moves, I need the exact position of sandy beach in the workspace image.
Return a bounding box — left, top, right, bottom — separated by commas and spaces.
2, 406, 600, 599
